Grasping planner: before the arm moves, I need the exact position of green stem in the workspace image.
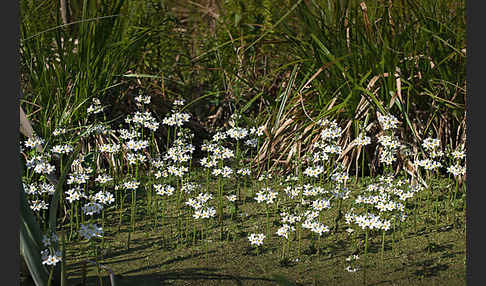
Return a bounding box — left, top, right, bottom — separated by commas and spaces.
362, 148, 365, 179
381, 229, 385, 265
47, 266, 54, 286
363, 228, 369, 286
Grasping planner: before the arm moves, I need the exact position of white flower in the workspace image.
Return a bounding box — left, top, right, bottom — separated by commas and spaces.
94, 191, 115, 205
377, 113, 399, 130
422, 137, 441, 151
99, 143, 121, 153
51, 144, 73, 154
303, 166, 323, 178
346, 255, 360, 262
53, 127, 67, 136
34, 161, 56, 175
41, 249, 62, 266
312, 199, 331, 211
226, 127, 248, 140
254, 188, 277, 204
24, 183, 37, 195
447, 165, 466, 177
38, 183, 55, 195
221, 166, 233, 178
135, 94, 151, 104
310, 222, 329, 236
123, 180, 140, 190
30, 200, 49, 211
248, 233, 266, 246
212, 168, 222, 176
66, 189, 82, 203
182, 182, 200, 194
331, 172, 349, 184
162, 112, 191, 127
276, 224, 295, 239
201, 206, 216, 219
381, 219, 391, 231
451, 149, 466, 160
416, 159, 441, 170
356, 133, 371, 146
24, 135, 44, 149
212, 131, 227, 142
154, 184, 175, 196
126, 154, 136, 165
95, 174, 113, 184
174, 99, 185, 106
345, 266, 359, 273
245, 138, 258, 147
237, 168, 251, 176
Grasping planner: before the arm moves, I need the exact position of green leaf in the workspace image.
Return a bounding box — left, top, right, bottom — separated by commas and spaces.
274, 64, 299, 131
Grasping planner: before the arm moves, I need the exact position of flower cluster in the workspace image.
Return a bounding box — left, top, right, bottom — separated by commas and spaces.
99, 143, 121, 153
26, 154, 56, 175
447, 145, 466, 178
154, 184, 175, 196
53, 127, 67, 137
212, 166, 233, 178
24, 135, 45, 150
23, 182, 56, 196
30, 200, 49, 211
254, 187, 278, 204
344, 254, 360, 273
66, 187, 85, 203
303, 165, 324, 178
87, 98, 104, 115
126, 111, 160, 131
93, 191, 115, 205
123, 179, 140, 190
415, 137, 443, 171
135, 94, 151, 105
377, 113, 400, 130
51, 144, 74, 155
227, 126, 248, 140
447, 164, 466, 177
248, 233, 266, 246
186, 192, 216, 219
346, 176, 416, 233
95, 173, 113, 185
276, 224, 295, 239
162, 112, 191, 127
182, 182, 200, 194
355, 133, 371, 147
377, 134, 401, 166
302, 119, 344, 178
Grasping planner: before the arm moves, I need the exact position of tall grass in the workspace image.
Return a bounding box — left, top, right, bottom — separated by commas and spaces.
257, 0, 466, 174
20, 0, 149, 139
132, 0, 465, 175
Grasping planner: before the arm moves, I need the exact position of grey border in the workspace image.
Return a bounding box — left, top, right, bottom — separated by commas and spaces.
12, 0, 20, 285
465, 0, 472, 285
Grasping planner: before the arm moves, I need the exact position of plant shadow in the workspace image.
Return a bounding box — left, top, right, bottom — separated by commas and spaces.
69, 267, 280, 286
